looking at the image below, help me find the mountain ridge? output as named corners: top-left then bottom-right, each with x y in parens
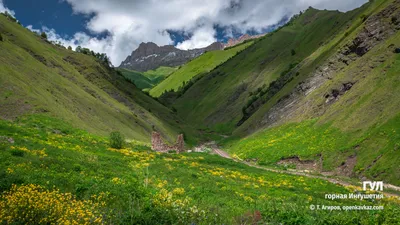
top-left (0, 13), bottom-right (187, 143)
top-left (119, 41), bottom-right (224, 72)
top-left (224, 33), bottom-right (266, 48)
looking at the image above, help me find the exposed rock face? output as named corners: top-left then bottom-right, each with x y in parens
top-left (151, 132), bottom-right (184, 153)
top-left (120, 42), bottom-right (223, 72)
top-left (277, 156), bottom-right (321, 172)
top-left (224, 33), bottom-right (265, 48)
top-left (255, 0), bottom-right (400, 130)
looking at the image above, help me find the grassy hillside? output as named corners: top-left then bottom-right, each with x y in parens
top-left (0, 13), bottom-right (182, 143)
top-left (225, 0), bottom-right (400, 185)
top-left (1, 1), bottom-right (400, 224)
top-left (164, 0), bottom-right (400, 184)
top-left (0, 115), bottom-right (398, 224)
top-left (150, 42), bottom-right (253, 97)
top-left (172, 6), bottom-right (365, 133)
top-left (117, 66), bottom-right (177, 90)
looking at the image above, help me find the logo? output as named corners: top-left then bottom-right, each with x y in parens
top-left (362, 181), bottom-right (383, 191)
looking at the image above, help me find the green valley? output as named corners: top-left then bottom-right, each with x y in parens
top-left (118, 66), bottom-right (177, 90)
top-left (1, 0), bottom-right (400, 224)
top-left (162, 0), bottom-right (400, 185)
top-left (0, 116), bottom-right (399, 224)
top-left (150, 42), bottom-right (253, 97)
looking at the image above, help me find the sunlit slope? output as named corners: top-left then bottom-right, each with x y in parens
top-left (214, 0), bottom-right (400, 185)
top-left (0, 115), bottom-right (398, 224)
top-left (0, 14), bottom-right (181, 143)
top-left (172, 6), bottom-right (365, 133)
top-left (117, 66), bottom-right (177, 90)
top-left (150, 42), bottom-right (253, 97)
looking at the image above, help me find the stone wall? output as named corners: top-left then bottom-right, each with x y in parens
top-left (151, 132), bottom-right (184, 153)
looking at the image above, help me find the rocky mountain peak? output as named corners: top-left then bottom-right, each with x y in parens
top-left (119, 42), bottom-right (224, 72)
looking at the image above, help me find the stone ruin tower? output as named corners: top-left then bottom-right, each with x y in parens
top-left (151, 132), bottom-right (184, 153)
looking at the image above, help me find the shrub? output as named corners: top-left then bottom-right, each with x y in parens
top-left (3, 11), bottom-right (17, 23)
top-left (40, 32), bottom-right (47, 39)
top-left (291, 49), bottom-right (296, 56)
top-left (10, 149), bottom-right (25, 157)
top-left (109, 131), bottom-right (125, 149)
top-left (392, 16), bottom-right (398, 24)
top-left (67, 46), bottom-right (72, 51)
top-left (360, 14), bottom-right (368, 22)
top-left (0, 34), bottom-right (3, 42)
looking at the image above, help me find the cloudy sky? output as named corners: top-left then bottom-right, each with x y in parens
top-left (1, 0), bottom-right (367, 65)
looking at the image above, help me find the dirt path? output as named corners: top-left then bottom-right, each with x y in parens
top-left (207, 143), bottom-right (400, 197)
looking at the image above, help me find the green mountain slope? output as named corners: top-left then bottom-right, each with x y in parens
top-left (172, 6), bottom-right (365, 133)
top-left (150, 42), bottom-right (253, 97)
top-left (227, 0), bottom-right (400, 184)
top-left (118, 66), bottom-right (177, 90)
top-left (168, 0), bottom-right (400, 184)
top-left (0, 2), bottom-right (400, 224)
top-left (0, 13), bottom-right (181, 143)
top-left (117, 68), bottom-right (154, 90)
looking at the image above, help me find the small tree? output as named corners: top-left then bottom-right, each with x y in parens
top-left (67, 46), bottom-right (72, 51)
top-left (0, 34), bottom-right (3, 42)
top-left (41, 32), bottom-right (47, 39)
top-left (81, 48), bottom-right (90, 55)
top-left (291, 49), bottom-right (296, 56)
top-left (109, 131), bottom-right (125, 149)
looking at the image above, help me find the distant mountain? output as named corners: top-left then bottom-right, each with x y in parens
top-left (224, 34), bottom-right (266, 48)
top-left (119, 42), bottom-right (224, 72)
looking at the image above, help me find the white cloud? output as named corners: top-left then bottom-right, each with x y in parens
top-left (176, 25), bottom-right (217, 50)
top-left (0, 0), bottom-right (15, 16)
top-left (24, 0), bottom-right (368, 65)
top-left (26, 25), bottom-right (41, 33)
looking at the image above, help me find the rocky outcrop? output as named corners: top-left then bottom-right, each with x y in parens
top-left (151, 132), bottom-right (184, 153)
top-left (120, 42), bottom-right (223, 72)
top-left (224, 34), bottom-right (265, 48)
top-left (256, 0), bottom-right (400, 129)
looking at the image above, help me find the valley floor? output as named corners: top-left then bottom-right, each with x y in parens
top-left (0, 115), bottom-right (399, 224)
top-left (201, 142), bottom-right (400, 197)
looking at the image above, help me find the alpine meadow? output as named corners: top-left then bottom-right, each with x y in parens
top-left (1, 0), bottom-right (400, 224)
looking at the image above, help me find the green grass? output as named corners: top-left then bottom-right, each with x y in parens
top-left (225, 119), bottom-right (352, 165)
top-left (150, 42), bottom-right (253, 97)
top-left (0, 115), bottom-right (399, 224)
top-left (224, 0), bottom-right (400, 184)
top-left (235, 0), bottom-right (393, 136)
top-left (1, 2), bottom-right (400, 223)
top-left (117, 66), bottom-right (177, 90)
top-left (224, 113), bottom-right (400, 185)
top-left (144, 66), bottom-right (177, 82)
top-left (172, 6), bottom-right (366, 133)
top-left (0, 13), bottom-right (182, 143)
